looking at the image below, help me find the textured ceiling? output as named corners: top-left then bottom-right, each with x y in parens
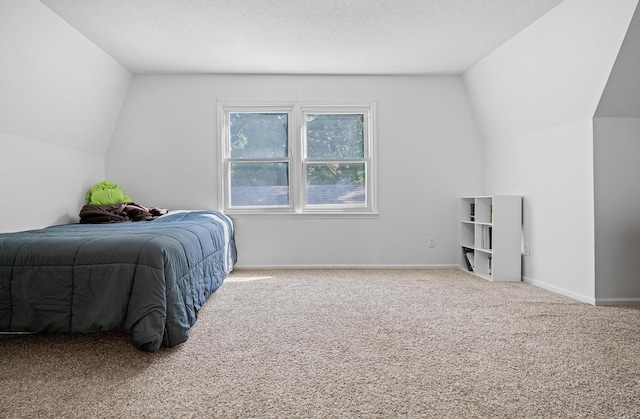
top-left (39, 0), bottom-right (565, 75)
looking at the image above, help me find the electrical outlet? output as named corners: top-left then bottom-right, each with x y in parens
top-left (428, 237), bottom-right (436, 248)
top-left (524, 244), bottom-right (530, 256)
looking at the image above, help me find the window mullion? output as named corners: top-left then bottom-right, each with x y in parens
top-left (291, 105), bottom-right (303, 212)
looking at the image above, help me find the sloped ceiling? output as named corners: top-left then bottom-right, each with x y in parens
top-left (596, 2), bottom-right (640, 117)
top-left (39, 0), bottom-right (564, 75)
top-left (0, 0), bottom-right (132, 155)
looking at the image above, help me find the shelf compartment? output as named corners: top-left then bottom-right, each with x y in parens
top-left (474, 224), bottom-right (493, 251)
top-left (460, 222), bottom-right (474, 248)
top-left (474, 197), bottom-right (493, 224)
top-left (460, 247), bottom-right (475, 272)
top-left (474, 251), bottom-right (492, 278)
top-left (461, 197), bottom-right (475, 222)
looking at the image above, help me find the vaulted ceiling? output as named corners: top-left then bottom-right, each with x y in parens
top-left (39, 0), bottom-right (564, 75)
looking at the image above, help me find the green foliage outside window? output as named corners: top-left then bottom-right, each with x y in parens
top-left (306, 113), bottom-right (365, 186)
top-left (229, 112), bottom-right (365, 187)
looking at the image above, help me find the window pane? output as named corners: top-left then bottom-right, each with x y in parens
top-left (230, 113), bottom-right (288, 158)
top-left (230, 162), bottom-right (289, 206)
top-left (306, 163), bottom-right (365, 205)
top-left (306, 114), bottom-right (364, 159)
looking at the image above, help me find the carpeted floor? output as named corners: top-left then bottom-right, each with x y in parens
top-left (1, 269), bottom-right (639, 418)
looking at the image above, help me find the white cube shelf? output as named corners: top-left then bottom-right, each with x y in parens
top-left (460, 196), bottom-right (522, 282)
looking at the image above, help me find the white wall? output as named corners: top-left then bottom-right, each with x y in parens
top-left (107, 74), bottom-right (484, 268)
top-left (0, 0), bottom-right (131, 232)
top-left (595, 2), bottom-right (640, 119)
top-left (593, 118), bottom-right (640, 304)
top-left (593, 4), bottom-right (640, 304)
top-left (463, 0), bottom-right (638, 303)
top-left (0, 132), bottom-right (104, 232)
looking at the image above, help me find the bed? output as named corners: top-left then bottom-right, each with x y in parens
top-left (0, 210), bottom-right (236, 352)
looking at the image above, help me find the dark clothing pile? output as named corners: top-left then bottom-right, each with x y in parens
top-left (79, 203), bottom-right (169, 224)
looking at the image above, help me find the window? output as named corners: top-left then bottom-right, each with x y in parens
top-left (219, 103), bottom-right (376, 214)
top-left (228, 111), bottom-right (290, 207)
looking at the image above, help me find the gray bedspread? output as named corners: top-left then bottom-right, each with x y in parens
top-left (0, 210), bottom-right (236, 352)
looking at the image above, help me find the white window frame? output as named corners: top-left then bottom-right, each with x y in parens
top-left (218, 101), bottom-right (377, 216)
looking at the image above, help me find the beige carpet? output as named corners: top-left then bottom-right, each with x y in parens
top-left (1, 269), bottom-right (639, 418)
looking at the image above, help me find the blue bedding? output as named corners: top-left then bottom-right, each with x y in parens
top-left (0, 210), bottom-right (236, 352)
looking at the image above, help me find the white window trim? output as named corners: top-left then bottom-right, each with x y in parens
top-left (217, 101), bottom-right (378, 216)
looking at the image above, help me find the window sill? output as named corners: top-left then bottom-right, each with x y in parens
top-left (222, 211), bottom-right (381, 219)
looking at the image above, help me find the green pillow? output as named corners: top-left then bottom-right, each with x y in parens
top-left (86, 181), bottom-right (132, 206)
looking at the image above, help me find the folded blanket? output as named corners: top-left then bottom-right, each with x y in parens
top-left (79, 203), bottom-right (168, 224)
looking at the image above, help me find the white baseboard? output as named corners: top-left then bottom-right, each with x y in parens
top-left (233, 264), bottom-right (460, 270)
top-left (524, 276), bottom-right (640, 306)
top-left (593, 297), bottom-right (640, 306)
top-left (523, 276), bottom-right (596, 305)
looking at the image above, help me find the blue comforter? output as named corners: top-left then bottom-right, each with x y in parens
top-left (0, 210), bottom-right (236, 352)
